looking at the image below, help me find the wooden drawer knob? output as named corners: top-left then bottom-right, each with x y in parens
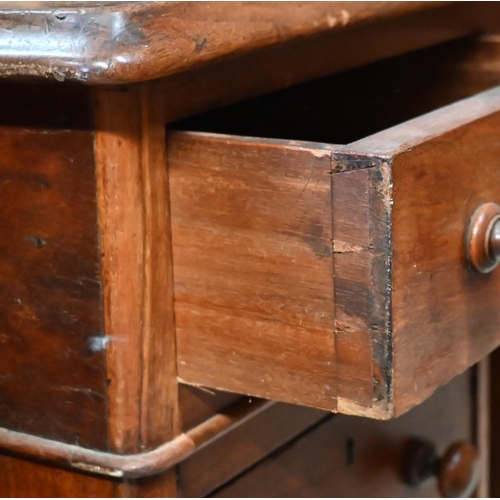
top-left (467, 202), bottom-right (500, 273)
top-left (401, 438), bottom-right (480, 498)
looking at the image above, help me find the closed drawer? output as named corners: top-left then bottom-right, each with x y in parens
top-left (168, 36), bottom-right (500, 418)
top-left (212, 370), bottom-right (479, 498)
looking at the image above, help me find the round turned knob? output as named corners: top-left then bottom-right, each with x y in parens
top-left (466, 202), bottom-right (500, 273)
top-left (401, 438), bottom-right (480, 498)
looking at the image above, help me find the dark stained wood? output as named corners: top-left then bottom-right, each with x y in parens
top-left (402, 438), bottom-right (481, 497)
top-left (0, 2), bottom-right (451, 84)
top-left (179, 401), bottom-right (327, 498)
top-left (332, 167), bottom-right (389, 418)
top-left (470, 359), bottom-right (490, 498)
top-left (93, 81), bottom-right (179, 458)
top-left (466, 202), bottom-right (500, 273)
top-left (212, 371), bottom-right (473, 498)
top-left (489, 348), bottom-right (500, 497)
top-left (0, 127), bottom-right (108, 449)
top-left (0, 423), bottom-right (193, 481)
top-left (0, 399), bottom-right (290, 482)
top-left (438, 442), bottom-right (480, 498)
top-left (168, 132), bottom-right (337, 410)
top-left (0, 454), bottom-right (117, 498)
top-left (1, 5), bottom-right (500, 497)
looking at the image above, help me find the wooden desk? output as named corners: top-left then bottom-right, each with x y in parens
top-left (0, 2), bottom-right (499, 496)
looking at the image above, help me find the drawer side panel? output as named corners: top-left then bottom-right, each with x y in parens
top-left (169, 133), bottom-right (337, 410)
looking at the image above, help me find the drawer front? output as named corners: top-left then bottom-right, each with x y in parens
top-left (339, 87), bottom-right (500, 416)
top-left (212, 370), bottom-right (477, 498)
top-left (169, 85), bottom-right (500, 418)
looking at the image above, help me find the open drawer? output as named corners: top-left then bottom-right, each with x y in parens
top-left (167, 36), bottom-right (500, 419)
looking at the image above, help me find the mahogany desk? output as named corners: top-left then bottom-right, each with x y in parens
top-left (1, 2), bottom-right (500, 497)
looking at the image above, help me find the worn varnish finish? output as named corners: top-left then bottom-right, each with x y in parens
top-left (346, 86), bottom-right (500, 415)
top-left (213, 371), bottom-right (474, 498)
top-left (93, 81), bottom-right (179, 455)
top-left (332, 166), bottom-right (391, 418)
top-left (0, 3), bottom-right (499, 497)
top-left (0, 397), bottom-right (325, 496)
top-left (169, 80), bottom-right (500, 418)
top-left (0, 2), bottom-right (448, 84)
top-left (0, 398), bottom-right (296, 482)
top-left (0, 127), bottom-right (108, 449)
top-left (169, 133), bottom-right (336, 410)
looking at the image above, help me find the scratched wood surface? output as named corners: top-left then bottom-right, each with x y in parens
top-left (0, 2), bottom-right (448, 84)
top-left (389, 109), bottom-right (500, 411)
top-left (93, 80), bottom-right (180, 457)
top-left (168, 132), bottom-right (337, 410)
top-left (331, 166), bottom-right (390, 418)
top-left (344, 86), bottom-right (500, 416)
top-left (0, 125), bottom-right (108, 449)
top-left (170, 38), bottom-right (500, 418)
top-left (2, 12), bottom-right (500, 499)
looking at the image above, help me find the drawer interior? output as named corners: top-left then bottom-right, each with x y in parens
top-left (172, 35), bottom-right (500, 144)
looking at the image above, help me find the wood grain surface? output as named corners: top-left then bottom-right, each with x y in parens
top-left (93, 81), bottom-right (179, 456)
top-left (0, 2), bottom-right (448, 84)
top-left (0, 126), bottom-right (108, 449)
top-left (1, 10), bottom-right (500, 498)
top-left (332, 165), bottom-right (391, 418)
top-left (169, 40), bottom-right (500, 418)
top-left (346, 86), bottom-right (500, 416)
top-left (169, 132), bottom-right (337, 410)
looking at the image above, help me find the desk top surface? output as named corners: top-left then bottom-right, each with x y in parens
top-left (0, 1), bottom-right (442, 84)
